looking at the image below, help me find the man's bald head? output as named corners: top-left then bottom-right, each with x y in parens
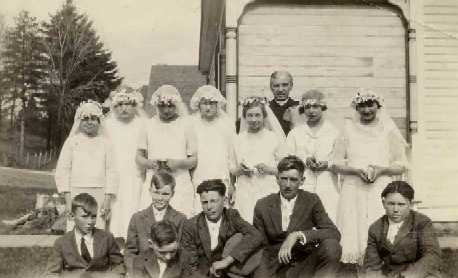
top-left (270, 71), bottom-right (293, 102)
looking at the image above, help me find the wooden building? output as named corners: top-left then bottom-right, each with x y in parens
top-left (199, 0), bottom-right (458, 221)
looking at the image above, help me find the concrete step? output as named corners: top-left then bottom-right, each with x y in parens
top-left (0, 234), bottom-right (456, 249)
top-left (0, 235), bottom-right (59, 247)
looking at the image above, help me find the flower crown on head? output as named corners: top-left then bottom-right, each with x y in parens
top-left (302, 98), bottom-right (326, 106)
top-left (190, 85), bottom-right (226, 111)
top-left (241, 96), bottom-right (268, 107)
top-left (75, 99), bottom-right (103, 120)
top-left (351, 88), bottom-right (382, 108)
top-left (151, 94), bottom-right (181, 106)
top-left (112, 91), bottom-right (136, 106)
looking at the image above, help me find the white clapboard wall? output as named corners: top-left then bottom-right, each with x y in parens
top-left (414, 0), bottom-right (458, 220)
top-left (238, 4), bottom-right (407, 135)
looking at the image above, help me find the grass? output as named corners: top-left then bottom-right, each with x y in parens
top-left (0, 167), bottom-right (55, 190)
top-left (0, 247), bottom-right (52, 278)
top-left (0, 248), bottom-right (455, 278)
top-left (0, 185), bottom-right (56, 234)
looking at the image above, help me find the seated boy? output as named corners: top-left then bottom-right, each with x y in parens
top-left (181, 179), bottom-right (263, 278)
top-left (131, 220), bottom-right (183, 278)
top-left (125, 170), bottom-right (186, 274)
top-left (44, 193), bottom-right (124, 277)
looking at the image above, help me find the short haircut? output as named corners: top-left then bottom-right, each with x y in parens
top-left (270, 70), bottom-right (293, 86)
top-left (242, 101), bottom-right (268, 118)
top-left (277, 155), bottom-right (305, 176)
top-left (381, 180), bottom-right (415, 202)
top-left (196, 179), bottom-right (226, 196)
top-left (150, 220), bottom-right (178, 247)
top-left (151, 170), bottom-right (176, 190)
top-left (71, 193), bottom-right (98, 213)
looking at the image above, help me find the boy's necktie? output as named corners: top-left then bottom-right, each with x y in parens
top-left (81, 237), bottom-right (92, 263)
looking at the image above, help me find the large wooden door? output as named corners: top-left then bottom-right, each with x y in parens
top-left (238, 3), bottom-right (408, 136)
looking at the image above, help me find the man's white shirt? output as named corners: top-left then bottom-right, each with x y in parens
top-left (387, 219), bottom-right (404, 244)
top-left (206, 217), bottom-right (222, 250)
top-left (280, 194), bottom-right (307, 245)
top-left (157, 258), bottom-right (167, 278)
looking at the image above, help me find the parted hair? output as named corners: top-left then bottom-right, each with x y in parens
top-left (277, 155), bottom-right (306, 176)
top-left (151, 170), bottom-right (176, 190)
top-left (196, 179), bottom-right (226, 196)
top-left (71, 193), bottom-right (98, 213)
top-left (150, 220), bottom-right (178, 247)
top-left (382, 180), bottom-right (414, 201)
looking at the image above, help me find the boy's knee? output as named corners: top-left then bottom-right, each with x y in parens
top-left (318, 239), bottom-right (342, 262)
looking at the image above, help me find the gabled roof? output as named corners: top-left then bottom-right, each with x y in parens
top-left (147, 65), bottom-right (206, 110)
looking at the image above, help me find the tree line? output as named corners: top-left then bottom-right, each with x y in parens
top-left (0, 0), bottom-right (122, 159)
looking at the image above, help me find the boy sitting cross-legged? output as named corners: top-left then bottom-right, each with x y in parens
top-left (44, 193), bottom-right (124, 277)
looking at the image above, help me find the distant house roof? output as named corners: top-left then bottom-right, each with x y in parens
top-left (147, 65), bottom-right (206, 113)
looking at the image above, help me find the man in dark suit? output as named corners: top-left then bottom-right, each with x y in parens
top-left (131, 221), bottom-right (183, 278)
top-left (45, 193), bottom-right (124, 277)
top-left (268, 71), bottom-right (299, 135)
top-left (125, 171), bottom-right (186, 274)
top-left (253, 155), bottom-right (341, 278)
top-left (181, 179), bottom-right (263, 278)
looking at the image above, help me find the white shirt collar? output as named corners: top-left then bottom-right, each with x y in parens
top-left (74, 228), bottom-right (94, 258)
top-left (274, 99), bottom-right (288, 106)
top-left (152, 206), bottom-right (167, 221)
top-left (387, 218), bottom-right (404, 244)
top-left (280, 193), bottom-right (297, 208)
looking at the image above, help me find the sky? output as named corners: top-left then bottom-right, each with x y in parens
top-left (0, 0), bottom-right (201, 87)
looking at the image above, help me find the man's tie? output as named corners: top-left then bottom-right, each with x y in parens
top-left (81, 237), bottom-right (92, 263)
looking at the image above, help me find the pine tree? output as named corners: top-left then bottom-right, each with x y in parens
top-left (41, 0), bottom-right (122, 148)
top-left (0, 10), bottom-right (46, 158)
top-left (0, 14), bottom-right (7, 128)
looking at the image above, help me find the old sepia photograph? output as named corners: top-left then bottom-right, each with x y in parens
top-left (0, 0), bottom-right (456, 277)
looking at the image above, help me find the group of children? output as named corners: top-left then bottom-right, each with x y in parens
top-left (45, 170), bottom-right (183, 278)
top-left (44, 156), bottom-right (443, 278)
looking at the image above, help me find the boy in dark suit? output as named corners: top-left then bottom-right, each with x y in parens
top-left (125, 170), bottom-right (186, 274)
top-left (44, 193), bottom-right (124, 277)
top-left (181, 179), bottom-right (263, 278)
top-left (363, 181), bottom-right (442, 278)
top-left (131, 221), bottom-right (183, 278)
top-left (253, 155), bottom-right (341, 278)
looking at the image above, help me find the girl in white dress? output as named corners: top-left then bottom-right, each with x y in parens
top-left (136, 85), bottom-right (197, 217)
top-left (331, 89), bottom-right (408, 264)
top-left (231, 96), bottom-right (285, 223)
top-left (104, 89), bottom-right (146, 238)
top-left (189, 85), bottom-right (235, 189)
top-left (55, 100), bottom-right (118, 231)
top-left (283, 90), bottom-right (341, 223)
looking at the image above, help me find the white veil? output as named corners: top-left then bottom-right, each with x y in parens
top-left (68, 100), bottom-right (104, 137)
top-left (190, 85), bottom-right (233, 130)
top-left (239, 96), bottom-right (286, 141)
top-left (150, 84), bottom-right (189, 118)
top-left (350, 88), bottom-right (408, 148)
